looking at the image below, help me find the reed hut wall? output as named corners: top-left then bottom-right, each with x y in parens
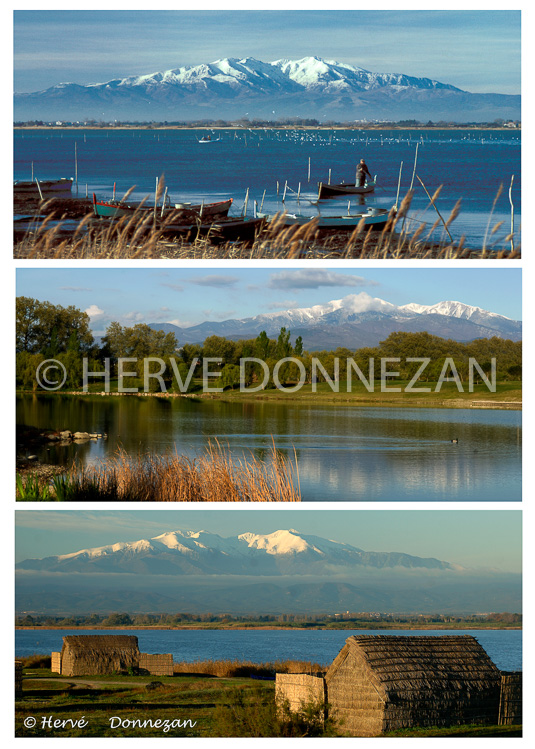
top-left (325, 635), bottom-right (502, 736)
top-left (275, 673), bottom-right (326, 715)
top-left (139, 652), bottom-right (174, 676)
top-left (60, 635), bottom-right (141, 676)
top-left (51, 651), bottom-right (62, 674)
top-left (498, 672), bottom-right (522, 725)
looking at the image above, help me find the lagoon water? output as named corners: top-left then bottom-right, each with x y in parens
top-left (15, 628), bottom-right (522, 673)
top-left (17, 395), bottom-right (521, 501)
top-left (14, 128), bottom-right (520, 249)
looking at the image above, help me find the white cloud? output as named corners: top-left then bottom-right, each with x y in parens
top-left (85, 304), bottom-right (104, 318)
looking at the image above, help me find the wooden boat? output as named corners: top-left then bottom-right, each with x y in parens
top-left (92, 195), bottom-right (233, 220)
top-left (318, 178), bottom-right (376, 199)
top-left (14, 177), bottom-right (74, 195)
top-left (161, 215), bottom-right (266, 244)
top-left (258, 207), bottom-right (391, 231)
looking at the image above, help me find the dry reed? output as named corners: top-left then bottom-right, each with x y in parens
top-left (14, 188), bottom-right (520, 260)
top-left (47, 440), bottom-right (301, 502)
top-left (173, 659), bottom-right (324, 678)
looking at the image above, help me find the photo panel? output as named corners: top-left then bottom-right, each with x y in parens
top-left (15, 508), bottom-right (522, 738)
top-left (16, 266), bottom-right (521, 503)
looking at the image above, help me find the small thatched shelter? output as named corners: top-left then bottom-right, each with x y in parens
top-left (58, 635), bottom-right (141, 676)
top-left (324, 635), bottom-right (502, 736)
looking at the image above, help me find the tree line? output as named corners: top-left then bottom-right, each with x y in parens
top-left (16, 297), bottom-right (522, 391)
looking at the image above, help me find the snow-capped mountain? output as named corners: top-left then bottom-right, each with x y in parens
top-left (16, 528), bottom-right (454, 576)
top-left (14, 56), bottom-right (520, 122)
top-left (149, 292), bottom-right (521, 350)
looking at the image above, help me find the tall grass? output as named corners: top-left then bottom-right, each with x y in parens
top-left (17, 441), bottom-right (301, 502)
top-left (14, 188), bottom-right (520, 259)
top-left (173, 659), bottom-right (324, 678)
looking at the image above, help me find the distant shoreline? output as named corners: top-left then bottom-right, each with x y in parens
top-left (13, 125), bottom-right (520, 132)
top-left (16, 624), bottom-right (522, 631)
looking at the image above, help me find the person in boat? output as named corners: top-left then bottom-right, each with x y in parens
top-left (356, 159), bottom-right (372, 187)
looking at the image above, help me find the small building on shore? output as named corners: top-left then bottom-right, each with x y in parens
top-left (276, 635), bottom-right (521, 736)
top-left (51, 634), bottom-right (173, 677)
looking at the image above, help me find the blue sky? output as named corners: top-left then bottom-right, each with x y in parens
top-left (16, 267), bottom-right (521, 336)
top-left (13, 9), bottom-right (521, 94)
top-left (15, 509), bottom-right (521, 572)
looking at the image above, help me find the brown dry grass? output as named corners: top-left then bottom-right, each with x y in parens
top-left (13, 188), bottom-right (520, 260)
top-left (42, 441), bottom-right (301, 502)
top-left (173, 659), bottom-right (324, 678)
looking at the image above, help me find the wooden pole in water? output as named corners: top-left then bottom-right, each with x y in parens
top-left (260, 189), bottom-right (266, 211)
top-left (395, 162), bottom-right (403, 210)
top-left (113, 182), bottom-right (116, 201)
top-left (243, 188), bottom-right (249, 216)
top-left (74, 142), bottom-right (78, 194)
top-left (161, 187), bottom-right (168, 217)
top-left (31, 162), bottom-right (34, 181)
top-left (409, 143), bottom-right (419, 193)
top-left (509, 174), bottom-right (515, 252)
top-left (282, 180), bottom-right (287, 202)
top-left (297, 182), bottom-right (301, 201)
top-left (308, 156), bottom-right (311, 182)
top-left (276, 181), bottom-right (279, 197)
top-left (35, 178), bottom-right (43, 201)
top-left (328, 168), bottom-right (331, 185)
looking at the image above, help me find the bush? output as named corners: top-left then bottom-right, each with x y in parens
top-left (212, 686), bottom-right (337, 737)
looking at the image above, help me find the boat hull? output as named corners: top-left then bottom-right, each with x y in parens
top-left (318, 181), bottom-right (376, 199)
top-left (92, 197), bottom-right (233, 220)
top-left (14, 178), bottom-right (74, 195)
top-left (259, 209), bottom-right (391, 231)
top-left (162, 216), bottom-right (265, 244)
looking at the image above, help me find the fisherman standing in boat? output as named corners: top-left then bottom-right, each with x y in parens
top-left (356, 159), bottom-right (372, 187)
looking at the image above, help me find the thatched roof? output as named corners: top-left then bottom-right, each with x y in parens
top-left (62, 634), bottom-right (140, 656)
top-left (326, 635), bottom-right (501, 699)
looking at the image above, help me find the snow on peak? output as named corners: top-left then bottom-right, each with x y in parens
top-left (400, 300), bottom-right (512, 322)
top-left (238, 529), bottom-right (312, 555)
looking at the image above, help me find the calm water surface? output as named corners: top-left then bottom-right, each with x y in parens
top-left (17, 395), bottom-right (521, 501)
top-left (14, 128), bottom-right (520, 249)
top-left (15, 628), bottom-right (522, 672)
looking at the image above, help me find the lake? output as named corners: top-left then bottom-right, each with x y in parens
top-left (17, 395), bottom-right (521, 501)
top-left (15, 628), bottom-right (522, 673)
top-left (14, 128), bottom-right (520, 249)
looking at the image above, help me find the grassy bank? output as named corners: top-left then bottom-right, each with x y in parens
top-left (18, 379), bottom-right (522, 408)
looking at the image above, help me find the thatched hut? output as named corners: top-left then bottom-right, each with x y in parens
top-left (324, 635), bottom-right (502, 736)
top-left (58, 635), bottom-right (141, 676)
top-left (498, 672), bottom-right (522, 725)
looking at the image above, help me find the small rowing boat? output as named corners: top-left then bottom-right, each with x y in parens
top-left (318, 178), bottom-right (376, 199)
top-left (92, 195), bottom-right (233, 220)
top-left (14, 178), bottom-right (74, 195)
top-left (258, 207), bottom-right (392, 231)
top-left (161, 216), bottom-right (266, 244)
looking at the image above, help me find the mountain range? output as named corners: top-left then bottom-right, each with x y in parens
top-left (16, 528), bottom-right (522, 615)
top-left (16, 528), bottom-right (455, 576)
top-left (14, 56), bottom-right (520, 123)
top-left (147, 293), bottom-right (522, 350)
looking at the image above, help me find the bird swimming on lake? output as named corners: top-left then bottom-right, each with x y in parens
top-left (450, 438), bottom-right (458, 443)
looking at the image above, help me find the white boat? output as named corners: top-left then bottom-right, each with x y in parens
top-left (258, 206), bottom-right (393, 230)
